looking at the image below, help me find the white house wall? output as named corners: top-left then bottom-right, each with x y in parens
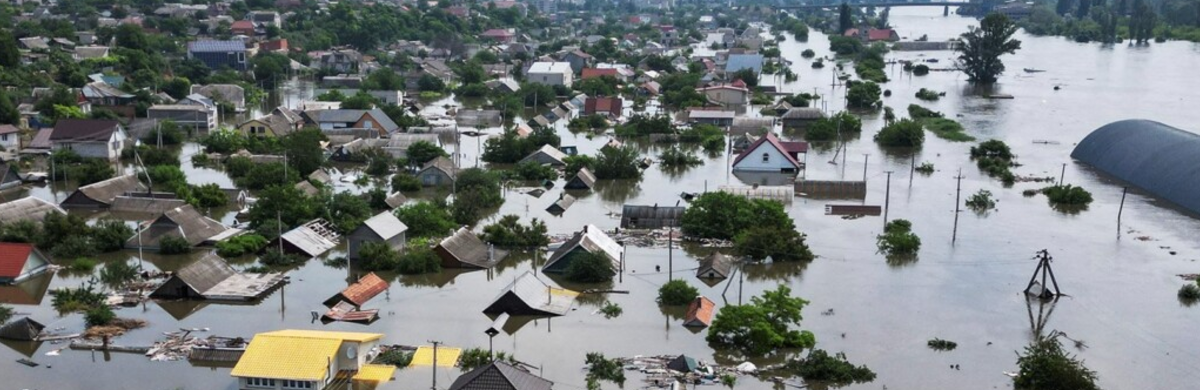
top-left (733, 142), bottom-right (794, 172)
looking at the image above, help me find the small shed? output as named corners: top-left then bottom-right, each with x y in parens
top-left (666, 355), bottom-right (699, 373)
top-left (0, 243), bottom-right (51, 285)
top-left (483, 271), bottom-right (578, 316)
top-left (150, 253), bottom-right (287, 301)
top-left (683, 296), bottom-right (716, 328)
top-left (60, 174), bottom-right (147, 208)
top-left (449, 361), bottom-right (554, 390)
top-left (268, 219), bottom-right (340, 258)
top-left (346, 211), bottom-right (408, 260)
top-left (542, 225), bottom-right (623, 274)
top-left (0, 317), bottom-right (45, 341)
top-left (384, 192), bottom-right (408, 209)
top-left (435, 227), bottom-right (508, 269)
top-left (519, 144), bottom-right (568, 167)
top-left (620, 205), bottom-right (685, 229)
top-left (126, 205), bottom-right (229, 250)
top-left (696, 252), bottom-right (734, 280)
top-left (323, 272), bottom-right (389, 309)
top-left (294, 180), bottom-right (321, 197)
top-left (564, 168), bottom-right (596, 190)
top-left (546, 193), bottom-right (575, 216)
top-left (418, 156), bottom-right (458, 187)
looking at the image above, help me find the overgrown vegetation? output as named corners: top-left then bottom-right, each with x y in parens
top-left (565, 252), bottom-right (616, 283)
top-left (216, 234), bottom-right (269, 258)
top-left (970, 140), bottom-right (1017, 184)
top-left (658, 280), bottom-right (700, 306)
top-left (51, 284), bottom-right (105, 314)
top-left (915, 162), bottom-right (935, 174)
top-left (659, 147), bottom-right (702, 168)
top-left (158, 236), bottom-right (191, 255)
top-left (1179, 283), bottom-right (1200, 302)
top-left (600, 301), bottom-right (623, 319)
top-left (480, 215), bottom-right (550, 249)
top-left (877, 220), bottom-right (921, 257)
top-left (1013, 334), bottom-right (1100, 390)
top-left (1042, 185), bottom-right (1093, 206)
top-left (965, 190), bottom-right (997, 212)
top-left (459, 347), bottom-right (517, 371)
top-left (585, 352), bottom-right (626, 386)
top-left (803, 111), bottom-right (862, 141)
top-left (376, 349), bottom-right (414, 367)
top-left (927, 338), bottom-right (958, 351)
top-left (915, 88), bottom-right (942, 101)
top-left (681, 192), bottom-right (793, 241)
top-left (735, 226), bottom-right (814, 262)
top-left (908, 104), bottom-right (974, 141)
top-left (707, 285), bottom-right (816, 356)
top-left (846, 81), bottom-right (882, 109)
top-left (787, 349), bottom-right (877, 386)
top-left (874, 119), bottom-right (925, 147)
top-left (395, 202), bottom-right (456, 238)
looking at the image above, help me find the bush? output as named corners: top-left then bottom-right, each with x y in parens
top-left (459, 348), bottom-right (517, 372)
top-left (55, 237), bottom-right (98, 260)
top-left (915, 88), bottom-right (941, 101)
top-left (396, 245), bottom-right (441, 275)
top-left (216, 234), bottom-right (268, 257)
top-left (376, 349), bottom-right (414, 367)
top-left (504, 161), bottom-right (558, 182)
top-left (0, 305), bottom-right (12, 324)
top-left (658, 280), bottom-right (700, 305)
top-left (1013, 335), bottom-right (1100, 390)
top-left (965, 189), bottom-right (996, 211)
top-left (84, 305), bottom-right (116, 327)
top-left (585, 352), bottom-right (626, 385)
top-left (970, 140), bottom-right (1015, 160)
top-left (159, 236), bottom-right (191, 254)
top-left (659, 147), bottom-right (701, 168)
top-left (907, 104), bottom-right (943, 119)
top-left (600, 301), bottom-right (623, 318)
top-left (480, 215), bottom-right (550, 248)
top-left (923, 118), bottom-right (975, 142)
top-left (68, 257), bottom-right (97, 272)
top-left (406, 140), bottom-right (447, 166)
top-left (391, 173), bottom-right (422, 192)
top-left (1179, 284), bottom-right (1200, 301)
top-left (564, 252), bottom-right (616, 283)
top-left (927, 338), bottom-right (958, 351)
top-left (707, 285), bottom-right (816, 356)
top-left (801, 49), bottom-right (816, 58)
top-left (260, 248), bottom-right (305, 267)
top-left (358, 241), bottom-right (401, 271)
top-left (912, 64), bottom-right (930, 75)
top-left (788, 349), bottom-right (876, 385)
top-left (593, 145), bottom-right (642, 180)
top-left (803, 111), bottom-right (862, 141)
top-left (846, 81), bottom-right (881, 109)
top-left (395, 202), bottom-right (456, 238)
top-left (1042, 185), bottom-right (1093, 205)
top-left (915, 162), bottom-right (935, 174)
top-left (874, 119), bottom-right (925, 147)
top-left (681, 192), bottom-right (794, 240)
top-left (51, 284), bottom-right (105, 314)
top-left (734, 226), bottom-right (814, 262)
top-left (92, 218), bottom-right (134, 253)
top-left (877, 219), bottom-right (921, 256)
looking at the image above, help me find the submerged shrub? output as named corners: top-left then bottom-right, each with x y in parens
top-left (658, 280), bottom-right (700, 305)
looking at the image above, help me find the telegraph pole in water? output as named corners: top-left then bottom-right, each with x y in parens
top-left (883, 171), bottom-right (893, 227)
top-left (429, 340), bottom-right (441, 390)
top-left (953, 169), bottom-right (964, 242)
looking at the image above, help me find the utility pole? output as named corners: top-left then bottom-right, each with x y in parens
top-left (883, 171), bottom-right (893, 227)
top-left (1059, 163), bottom-right (1066, 186)
top-left (909, 154), bottom-right (915, 186)
top-left (429, 340), bottom-right (441, 390)
top-left (1024, 249), bottom-right (1062, 299)
top-left (1117, 187), bottom-right (1128, 236)
top-left (861, 153), bottom-right (869, 183)
top-left (952, 169), bottom-right (964, 242)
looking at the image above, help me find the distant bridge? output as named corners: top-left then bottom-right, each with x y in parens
top-left (773, 1), bottom-right (971, 9)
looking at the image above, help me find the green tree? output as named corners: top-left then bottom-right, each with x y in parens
top-left (957, 13), bottom-right (1022, 84)
top-left (364, 67), bottom-right (405, 90)
top-left (480, 215), bottom-right (550, 248)
top-left (0, 29), bottom-right (18, 68)
top-left (246, 185), bottom-right (324, 231)
top-left (281, 128), bottom-right (327, 175)
top-left (358, 241), bottom-right (401, 271)
top-left (252, 52), bottom-right (292, 88)
top-left (394, 202), bottom-right (456, 238)
top-left (564, 252), bottom-right (616, 283)
top-left (1013, 334), bottom-right (1100, 390)
top-left (846, 81), bottom-right (881, 109)
top-left (681, 192), bottom-right (793, 240)
top-left (593, 145), bottom-right (642, 179)
top-left (406, 140), bottom-right (447, 166)
top-left (734, 226), bottom-right (814, 262)
top-left (706, 285), bottom-right (817, 356)
top-left (325, 191), bottom-right (373, 233)
top-left (657, 279), bottom-right (699, 305)
top-left (0, 88), bottom-right (19, 125)
top-left (874, 118), bottom-right (925, 147)
top-left (839, 2), bottom-right (853, 33)
top-left (876, 219), bottom-right (921, 256)
top-left (803, 111), bottom-right (862, 141)
top-left (1129, 0), bottom-right (1157, 43)
top-left (731, 68), bottom-right (759, 87)
top-left (417, 74), bottom-right (446, 92)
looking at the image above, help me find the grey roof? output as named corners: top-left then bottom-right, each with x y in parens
top-left (0, 317), bottom-right (45, 341)
top-left (294, 180), bottom-right (321, 196)
top-left (277, 219), bottom-right (340, 257)
top-left (50, 119), bottom-right (122, 142)
top-left (422, 156), bottom-right (458, 180)
top-left (387, 133), bottom-right (441, 149)
top-left (82, 81), bottom-right (131, 99)
top-left (455, 110), bottom-right (504, 127)
top-left (696, 252), bottom-right (734, 279)
top-left (781, 107), bottom-right (825, 120)
top-left (308, 169), bottom-right (333, 185)
top-left (620, 205), bottom-right (685, 229)
top-left (688, 110), bottom-right (735, 120)
top-left (110, 196), bottom-right (187, 214)
top-left (0, 197), bottom-right (65, 224)
top-left (74, 46), bottom-right (110, 59)
top-left (484, 271), bottom-right (575, 316)
top-left (165, 252), bottom-right (237, 295)
top-left (565, 168), bottom-right (596, 190)
top-left (1071, 119), bottom-right (1200, 215)
top-left (153, 252), bottom-right (286, 301)
top-left (547, 194), bottom-right (575, 215)
top-left (188, 40), bottom-right (245, 53)
top-left (358, 211), bottom-right (408, 240)
top-left (72, 174), bottom-right (147, 206)
top-left (306, 109), bottom-right (399, 132)
top-left (438, 227), bottom-right (506, 268)
top-left (449, 362), bottom-right (553, 390)
top-left (130, 204), bottom-right (229, 247)
top-left (191, 84), bottom-right (245, 105)
top-left (725, 54), bottom-right (764, 74)
top-left (518, 145), bottom-right (568, 166)
top-left (543, 225), bottom-right (623, 271)
top-left (385, 192), bottom-right (407, 209)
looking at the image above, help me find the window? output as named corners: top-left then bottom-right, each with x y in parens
top-left (1, 134), bottom-right (7, 141)
top-left (364, 120), bottom-right (373, 128)
top-left (283, 380), bottom-right (312, 389)
top-left (247, 378), bottom-right (276, 388)
top-left (761, 153), bottom-right (770, 163)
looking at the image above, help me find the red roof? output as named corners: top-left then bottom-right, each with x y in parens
top-left (731, 79), bottom-right (747, 89)
top-left (231, 20), bottom-right (255, 30)
top-left (843, 28), bottom-right (860, 37)
top-left (732, 132), bottom-right (802, 168)
top-left (585, 97), bottom-right (623, 116)
top-left (481, 29), bottom-right (514, 39)
top-left (781, 141), bottom-right (809, 154)
top-left (581, 68), bottom-right (618, 79)
top-left (327, 272), bottom-right (389, 307)
top-left (0, 243), bottom-right (36, 279)
top-left (868, 29), bottom-right (897, 41)
top-left (261, 39), bottom-right (288, 52)
top-left (684, 296), bottom-right (715, 327)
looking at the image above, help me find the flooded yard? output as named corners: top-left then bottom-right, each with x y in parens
top-left (3, 7), bottom-right (1200, 390)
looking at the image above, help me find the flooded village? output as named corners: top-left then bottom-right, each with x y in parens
top-left (0, 0), bottom-right (1199, 390)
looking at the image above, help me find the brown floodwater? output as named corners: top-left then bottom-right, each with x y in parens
top-left (3, 7), bottom-right (1200, 390)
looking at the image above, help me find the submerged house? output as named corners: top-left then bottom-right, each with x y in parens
top-left (1071, 120), bottom-right (1200, 215)
top-left (418, 156), bottom-right (458, 187)
top-left (0, 243), bottom-right (52, 284)
top-left (619, 205), bottom-right (685, 229)
top-left (323, 272), bottom-right (389, 309)
top-left (564, 168), bottom-right (596, 190)
top-left (60, 174), bottom-right (147, 209)
top-left (483, 271), bottom-right (578, 316)
top-left (546, 193), bottom-right (575, 216)
top-left (150, 253), bottom-right (286, 301)
top-left (230, 330), bottom-right (395, 390)
top-left (518, 144), bottom-right (568, 167)
top-left (449, 361), bottom-right (553, 390)
top-left (0, 196), bottom-right (65, 224)
top-left (695, 252), bottom-right (734, 280)
top-left (435, 227), bottom-right (507, 269)
top-left (125, 205), bottom-right (230, 250)
top-left (542, 225), bottom-right (623, 274)
top-left (732, 132), bottom-right (805, 173)
top-left (682, 296), bottom-right (716, 328)
top-left (49, 119), bottom-right (127, 160)
top-left (268, 219), bottom-right (340, 258)
top-left (0, 317), bottom-right (45, 341)
top-left (346, 211), bottom-right (407, 261)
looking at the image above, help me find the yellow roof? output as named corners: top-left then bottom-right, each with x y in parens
top-left (353, 364), bottom-right (397, 382)
top-left (410, 346), bottom-right (462, 367)
top-left (230, 330), bottom-right (385, 381)
top-left (260, 329), bottom-right (384, 342)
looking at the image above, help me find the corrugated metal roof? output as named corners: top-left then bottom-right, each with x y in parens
top-left (438, 227), bottom-right (506, 268)
top-left (328, 272), bottom-right (389, 308)
top-left (544, 225), bottom-right (623, 270)
top-left (411, 345), bottom-right (462, 367)
top-left (1071, 119), bottom-right (1200, 215)
top-left (278, 219), bottom-right (339, 257)
top-left (163, 252), bottom-right (237, 294)
top-left (696, 252), bottom-right (733, 279)
top-left (72, 174), bottom-right (146, 206)
top-left (188, 40), bottom-right (246, 53)
top-left (353, 364), bottom-right (396, 382)
top-left (360, 211), bottom-right (407, 240)
top-left (484, 271), bottom-right (577, 316)
top-left (449, 362), bottom-right (553, 390)
top-left (519, 144), bottom-right (568, 165)
top-left (565, 168), bottom-right (596, 190)
top-left (0, 243), bottom-right (36, 279)
top-left (230, 333), bottom-right (342, 381)
top-left (0, 196), bottom-right (65, 224)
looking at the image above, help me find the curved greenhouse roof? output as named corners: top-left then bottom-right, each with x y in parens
top-left (1071, 119), bottom-right (1200, 215)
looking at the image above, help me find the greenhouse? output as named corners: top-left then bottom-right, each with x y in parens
top-left (1071, 119), bottom-right (1200, 215)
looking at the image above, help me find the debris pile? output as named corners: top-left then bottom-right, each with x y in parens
top-left (616, 355), bottom-right (748, 388)
top-left (147, 330), bottom-right (246, 362)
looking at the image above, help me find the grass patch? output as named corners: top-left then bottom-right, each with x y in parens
top-left (600, 301), bottom-right (623, 318)
top-left (927, 338), bottom-right (958, 351)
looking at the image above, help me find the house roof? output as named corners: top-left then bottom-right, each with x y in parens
top-left (0, 196), bottom-right (65, 224)
top-left (781, 107), bottom-right (824, 120)
top-left (138, 204), bottom-right (229, 246)
top-left (696, 252), bottom-right (733, 279)
top-left (385, 192), bottom-right (407, 209)
top-left (438, 227), bottom-right (506, 268)
top-left (449, 362), bottom-right (553, 390)
top-left (0, 243), bottom-right (39, 279)
top-left (230, 20), bottom-right (255, 30)
top-left (328, 272), bottom-right (389, 308)
top-left (82, 81), bottom-right (132, 99)
top-left (232, 330), bottom-right (383, 381)
top-left (566, 168), bottom-right (596, 189)
top-left (732, 132), bottom-right (802, 169)
top-left (358, 211), bottom-right (408, 240)
top-left (688, 110), bottom-right (735, 120)
top-left (528, 62), bottom-right (572, 74)
top-left (484, 271), bottom-right (577, 316)
top-left (188, 40), bottom-right (245, 53)
top-left (0, 124), bottom-right (19, 135)
top-left (50, 119), bottom-right (121, 142)
top-left (544, 225), bottom-right (623, 270)
top-left (683, 296), bottom-right (716, 327)
top-left (619, 205), bottom-right (685, 229)
top-left (585, 97), bottom-right (622, 116)
top-left (422, 156), bottom-right (458, 179)
top-left (167, 252), bottom-right (237, 294)
top-left (581, 68), bottom-right (618, 79)
top-left (191, 84), bottom-right (245, 105)
top-left (519, 144), bottom-right (568, 165)
top-left (277, 219), bottom-right (340, 257)
top-left (868, 28), bottom-right (897, 41)
top-left (725, 54), bottom-right (764, 74)
top-left (481, 28), bottom-right (515, 38)
top-left (74, 174), bottom-right (147, 205)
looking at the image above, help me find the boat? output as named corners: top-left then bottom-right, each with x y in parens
top-left (1023, 68), bottom-right (1046, 73)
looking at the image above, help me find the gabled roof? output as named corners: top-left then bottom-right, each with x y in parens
top-left (325, 272), bottom-right (389, 308)
top-left (450, 362), bottom-right (553, 390)
top-left (696, 252), bottom-right (733, 279)
top-left (385, 192), bottom-right (407, 209)
top-left (781, 107), bottom-right (824, 120)
top-left (135, 204), bottom-right (229, 246)
top-left (188, 40), bottom-right (245, 53)
top-left (422, 156), bottom-right (458, 179)
top-left (71, 174), bottom-right (147, 206)
top-left (438, 227), bottom-right (506, 268)
top-left (231, 330), bottom-right (383, 381)
top-left (0, 243), bottom-right (40, 279)
top-left (528, 62), bottom-right (572, 74)
top-left (519, 144), bottom-right (568, 166)
top-left (683, 296), bottom-right (716, 328)
top-left (358, 211), bottom-right (407, 240)
top-left (50, 119), bottom-right (121, 142)
top-left (276, 219), bottom-right (339, 257)
top-left (581, 68), bottom-right (618, 79)
top-left (544, 225), bottom-right (623, 270)
top-left (565, 168), bottom-right (596, 190)
top-left (166, 252), bottom-right (237, 294)
top-left (731, 132), bottom-right (801, 169)
top-left (725, 54), bottom-right (764, 74)
top-left (0, 197), bottom-right (65, 224)
top-left (483, 271), bottom-right (577, 316)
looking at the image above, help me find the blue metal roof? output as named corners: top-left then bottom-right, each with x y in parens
top-left (726, 54), bottom-right (763, 75)
top-left (1071, 119), bottom-right (1200, 215)
top-left (188, 40), bottom-right (245, 53)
